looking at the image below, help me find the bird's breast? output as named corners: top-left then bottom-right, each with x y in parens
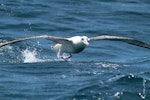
top-left (71, 43), bottom-right (86, 53)
top-left (61, 42), bottom-right (86, 54)
top-left (73, 46), bottom-right (85, 53)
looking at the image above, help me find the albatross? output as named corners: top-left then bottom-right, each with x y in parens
top-left (0, 35), bottom-right (150, 59)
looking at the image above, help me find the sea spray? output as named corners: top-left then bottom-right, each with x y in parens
top-left (21, 48), bottom-right (43, 63)
top-left (21, 48), bottom-right (53, 63)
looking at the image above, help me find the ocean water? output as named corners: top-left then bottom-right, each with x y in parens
top-left (0, 0), bottom-right (150, 100)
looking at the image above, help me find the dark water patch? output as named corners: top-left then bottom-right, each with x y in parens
top-left (22, 3), bottom-right (51, 9)
top-left (110, 74), bottom-right (150, 99)
top-left (115, 74), bottom-right (143, 83)
top-left (1, 23), bottom-right (32, 30)
top-left (72, 86), bottom-right (101, 100)
top-left (60, 16), bottom-right (86, 23)
top-left (15, 10), bottom-right (46, 18)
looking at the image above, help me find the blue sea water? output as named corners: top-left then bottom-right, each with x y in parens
top-left (0, 0), bottom-right (150, 100)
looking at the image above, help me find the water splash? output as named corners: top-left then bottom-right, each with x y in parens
top-left (21, 48), bottom-right (52, 63)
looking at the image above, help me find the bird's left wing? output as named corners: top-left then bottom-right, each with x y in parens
top-left (89, 35), bottom-right (150, 49)
top-left (0, 35), bottom-right (70, 47)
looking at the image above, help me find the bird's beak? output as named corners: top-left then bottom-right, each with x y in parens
top-left (84, 40), bottom-right (89, 46)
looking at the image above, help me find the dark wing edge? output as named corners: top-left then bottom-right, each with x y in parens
top-left (89, 35), bottom-right (150, 49)
top-left (0, 35), bottom-right (69, 47)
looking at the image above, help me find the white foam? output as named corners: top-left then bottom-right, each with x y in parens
top-left (95, 62), bottom-right (119, 69)
top-left (21, 48), bottom-right (52, 63)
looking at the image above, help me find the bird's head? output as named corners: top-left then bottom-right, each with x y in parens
top-left (80, 36), bottom-right (89, 46)
top-left (69, 36), bottom-right (90, 47)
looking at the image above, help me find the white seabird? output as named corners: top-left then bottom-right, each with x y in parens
top-left (0, 35), bottom-right (150, 59)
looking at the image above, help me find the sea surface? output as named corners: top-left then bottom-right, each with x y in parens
top-left (0, 0), bottom-right (150, 100)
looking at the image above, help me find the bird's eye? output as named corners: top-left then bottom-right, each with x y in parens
top-left (81, 38), bottom-right (84, 41)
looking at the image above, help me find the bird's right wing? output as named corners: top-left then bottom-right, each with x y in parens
top-left (0, 35), bottom-right (70, 47)
top-left (89, 35), bottom-right (150, 49)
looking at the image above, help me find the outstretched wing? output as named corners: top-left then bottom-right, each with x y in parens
top-left (0, 35), bottom-right (70, 47)
top-left (89, 35), bottom-right (150, 49)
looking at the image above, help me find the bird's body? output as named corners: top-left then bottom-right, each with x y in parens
top-left (67, 36), bottom-right (89, 53)
top-left (0, 35), bottom-right (150, 60)
top-left (51, 36), bottom-right (89, 58)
